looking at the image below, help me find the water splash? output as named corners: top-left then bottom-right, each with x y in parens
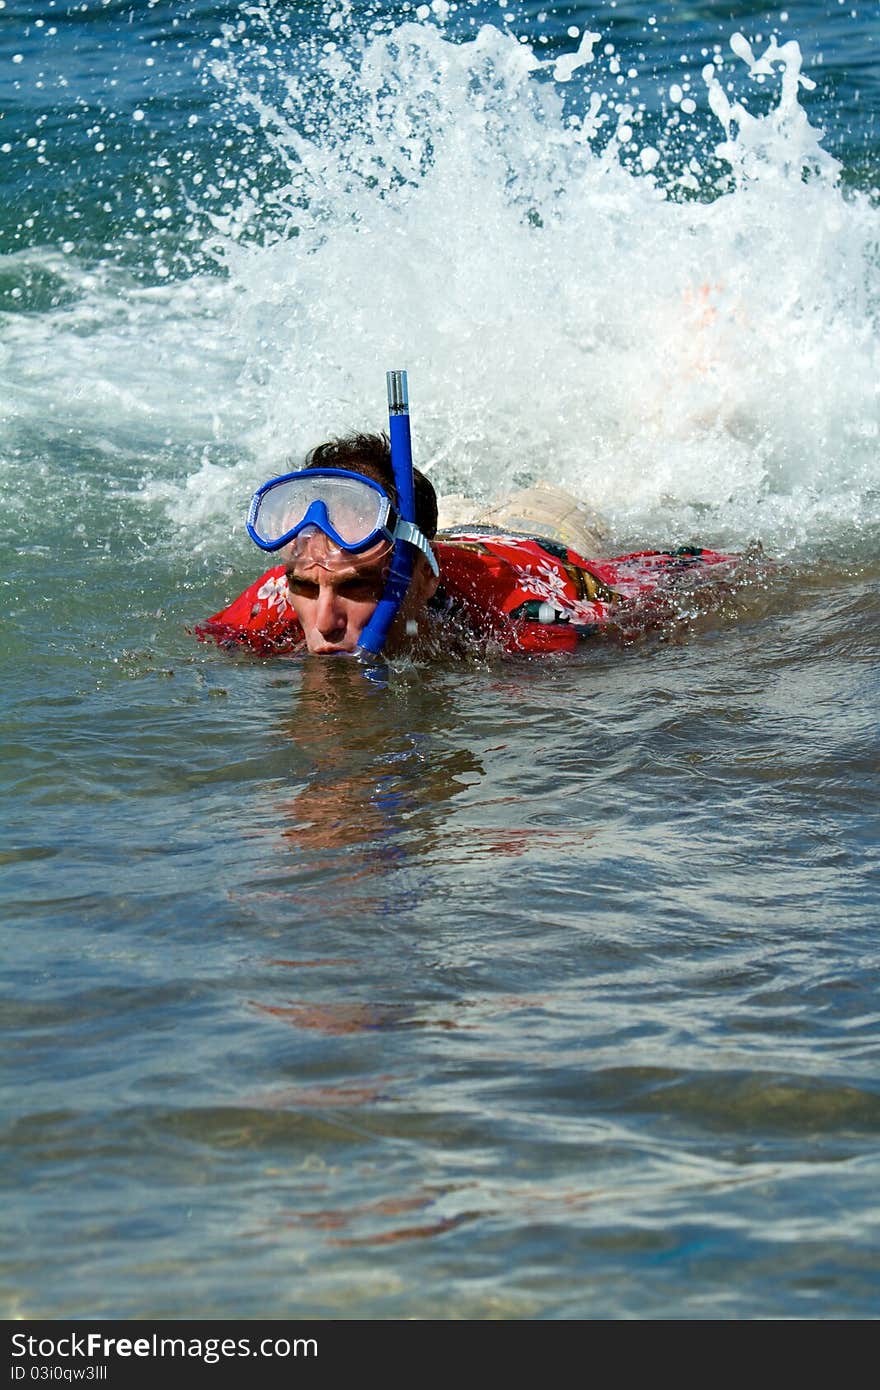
top-left (193, 10), bottom-right (878, 556)
top-left (2, 5), bottom-right (878, 561)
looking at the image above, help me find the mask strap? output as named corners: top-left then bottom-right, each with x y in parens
top-left (396, 518), bottom-right (439, 576)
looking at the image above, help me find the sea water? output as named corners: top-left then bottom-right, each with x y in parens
top-left (1, 0), bottom-right (878, 1318)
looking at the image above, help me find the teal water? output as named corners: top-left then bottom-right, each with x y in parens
top-left (1, 0), bottom-right (879, 1319)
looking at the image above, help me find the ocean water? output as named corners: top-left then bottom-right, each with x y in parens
top-left (1, 0), bottom-right (878, 1320)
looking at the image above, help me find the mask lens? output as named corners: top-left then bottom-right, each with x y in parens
top-left (323, 477), bottom-right (387, 545)
top-left (252, 477), bottom-right (311, 548)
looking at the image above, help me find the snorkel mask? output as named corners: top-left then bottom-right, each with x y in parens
top-left (246, 371), bottom-right (437, 658)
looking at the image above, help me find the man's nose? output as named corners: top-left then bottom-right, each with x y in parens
top-left (314, 586), bottom-right (346, 637)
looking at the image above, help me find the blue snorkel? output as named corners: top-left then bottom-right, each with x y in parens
top-left (354, 369), bottom-right (417, 660)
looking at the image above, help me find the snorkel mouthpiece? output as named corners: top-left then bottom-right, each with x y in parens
top-left (354, 370), bottom-right (417, 660)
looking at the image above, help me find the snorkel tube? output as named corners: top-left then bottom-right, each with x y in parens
top-left (354, 369), bottom-right (417, 659)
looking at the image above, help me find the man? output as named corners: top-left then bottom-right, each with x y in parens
top-left (270, 433), bottom-right (440, 656)
top-left (198, 432), bottom-right (737, 659)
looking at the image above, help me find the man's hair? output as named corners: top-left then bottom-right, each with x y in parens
top-left (303, 432), bottom-right (438, 539)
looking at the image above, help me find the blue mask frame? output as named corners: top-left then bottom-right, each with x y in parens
top-left (247, 468), bottom-right (396, 554)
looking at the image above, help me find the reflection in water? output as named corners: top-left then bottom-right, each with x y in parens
top-left (253, 999), bottom-right (462, 1034)
top-left (276, 658), bottom-right (483, 869)
top-left (329, 1210), bottom-right (481, 1247)
top-left (244, 658), bottom-right (484, 1040)
top-left (247, 1183), bottom-right (488, 1250)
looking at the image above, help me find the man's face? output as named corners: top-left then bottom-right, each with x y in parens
top-left (285, 532), bottom-right (390, 654)
top-left (285, 531), bottom-right (437, 655)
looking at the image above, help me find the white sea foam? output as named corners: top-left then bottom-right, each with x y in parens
top-left (2, 10), bottom-right (878, 559)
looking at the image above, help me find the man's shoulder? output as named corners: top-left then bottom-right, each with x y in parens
top-left (195, 564), bottom-right (304, 654)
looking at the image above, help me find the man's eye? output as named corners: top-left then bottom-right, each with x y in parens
top-left (288, 579), bottom-right (319, 598)
top-left (340, 580), bottom-right (382, 600)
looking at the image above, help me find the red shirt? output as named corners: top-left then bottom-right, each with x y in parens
top-left (195, 532), bottom-right (737, 656)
